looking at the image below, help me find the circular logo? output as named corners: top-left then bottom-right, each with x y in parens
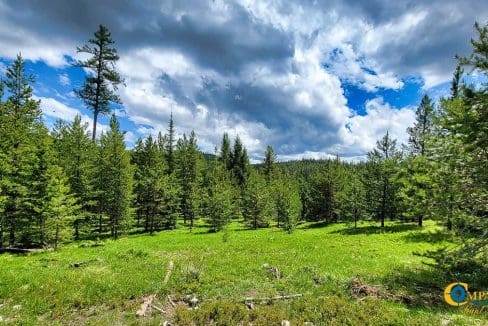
top-left (444, 282), bottom-right (469, 306)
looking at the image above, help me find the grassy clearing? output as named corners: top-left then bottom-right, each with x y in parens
top-left (0, 220), bottom-right (486, 325)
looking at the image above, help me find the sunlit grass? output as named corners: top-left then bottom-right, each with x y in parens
top-left (0, 220), bottom-right (485, 325)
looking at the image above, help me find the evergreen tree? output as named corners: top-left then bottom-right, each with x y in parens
top-left (426, 22), bottom-right (488, 270)
top-left (176, 131), bottom-right (201, 231)
top-left (40, 165), bottom-right (78, 249)
top-left (230, 136), bottom-right (250, 187)
top-left (0, 55), bottom-right (45, 247)
top-left (202, 156), bottom-right (235, 232)
top-left (242, 171), bottom-right (273, 229)
top-left (309, 168), bottom-right (337, 224)
top-left (366, 132), bottom-right (401, 227)
top-left (132, 135), bottom-right (172, 234)
top-left (407, 95), bottom-right (434, 157)
top-left (166, 112), bottom-right (176, 174)
top-left (4, 53), bottom-right (36, 111)
top-left (131, 138), bottom-right (145, 229)
top-left (98, 115), bottom-right (133, 239)
top-left (401, 95), bottom-right (436, 226)
top-left (52, 116), bottom-right (97, 239)
top-left (274, 177), bottom-right (302, 233)
top-left (397, 155), bottom-right (433, 227)
top-left (450, 64), bottom-right (463, 99)
top-left (75, 25), bottom-right (123, 141)
top-left (0, 79), bottom-right (5, 104)
top-left (336, 168), bottom-right (366, 228)
top-left (219, 132), bottom-right (232, 171)
top-left (263, 145), bottom-right (277, 182)
top-left (160, 172), bottom-right (181, 229)
top-left (157, 131), bottom-right (167, 161)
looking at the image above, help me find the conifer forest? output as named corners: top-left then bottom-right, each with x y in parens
top-left (0, 3), bottom-right (487, 325)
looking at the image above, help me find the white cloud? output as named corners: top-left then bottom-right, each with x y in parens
top-left (58, 73), bottom-right (70, 86)
top-left (339, 97), bottom-right (416, 155)
top-left (37, 96), bottom-right (109, 136)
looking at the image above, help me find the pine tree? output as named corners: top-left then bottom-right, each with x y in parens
top-left (157, 131), bottom-right (167, 161)
top-left (219, 132), bottom-right (232, 171)
top-left (0, 55), bottom-right (44, 246)
top-left (131, 138), bottom-right (145, 229)
top-left (407, 95), bottom-right (434, 157)
top-left (450, 64), bottom-right (463, 99)
top-left (426, 21), bottom-right (488, 270)
top-left (166, 112), bottom-right (176, 174)
top-left (243, 171), bottom-right (273, 229)
top-left (309, 168), bottom-right (336, 224)
top-left (0, 79), bottom-right (5, 104)
top-left (336, 167), bottom-right (366, 228)
top-left (202, 157), bottom-right (235, 232)
top-left (40, 165), bottom-right (79, 249)
top-left (366, 132), bottom-right (401, 227)
top-left (132, 135), bottom-right (171, 234)
top-left (274, 177), bottom-right (302, 233)
top-left (160, 172), bottom-right (181, 229)
top-left (263, 145), bottom-right (277, 182)
top-left (99, 115), bottom-right (133, 239)
top-left (52, 116), bottom-right (97, 239)
top-left (176, 131), bottom-right (201, 231)
top-left (400, 95), bottom-right (436, 227)
top-left (230, 136), bottom-right (250, 187)
top-left (75, 25), bottom-right (123, 141)
top-left (4, 53), bottom-right (36, 111)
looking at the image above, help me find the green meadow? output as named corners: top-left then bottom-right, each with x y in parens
top-left (0, 221), bottom-right (486, 325)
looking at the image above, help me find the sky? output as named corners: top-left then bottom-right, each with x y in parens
top-left (0, 0), bottom-right (486, 162)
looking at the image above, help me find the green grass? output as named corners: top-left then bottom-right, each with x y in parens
top-left (0, 220), bottom-right (486, 325)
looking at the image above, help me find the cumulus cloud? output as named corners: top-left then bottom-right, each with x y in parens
top-left (0, 0), bottom-right (483, 160)
top-left (37, 96), bottom-right (109, 136)
top-left (341, 97), bottom-right (416, 155)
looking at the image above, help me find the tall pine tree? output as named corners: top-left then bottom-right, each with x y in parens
top-left (75, 25), bottom-right (123, 141)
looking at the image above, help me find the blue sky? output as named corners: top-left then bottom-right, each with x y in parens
top-left (0, 0), bottom-right (486, 161)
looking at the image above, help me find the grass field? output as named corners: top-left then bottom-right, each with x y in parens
top-left (0, 221), bottom-right (486, 325)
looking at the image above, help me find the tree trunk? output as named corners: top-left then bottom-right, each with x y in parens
top-left (0, 223), bottom-right (4, 248)
top-left (9, 218), bottom-right (15, 246)
top-left (92, 111), bottom-right (98, 141)
top-left (74, 220), bottom-right (80, 240)
top-left (55, 224), bottom-right (59, 250)
top-left (418, 215), bottom-right (423, 227)
top-left (98, 213), bottom-right (103, 235)
top-left (354, 208), bottom-right (357, 229)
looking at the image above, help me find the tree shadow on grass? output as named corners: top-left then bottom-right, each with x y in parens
top-left (330, 223), bottom-right (420, 235)
top-left (380, 265), bottom-right (447, 307)
top-left (299, 221), bottom-right (329, 229)
top-left (379, 263), bottom-right (488, 314)
top-left (402, 230), bottom-right (454, 243)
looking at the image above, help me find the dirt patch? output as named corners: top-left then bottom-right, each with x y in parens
top-left (349, 276), bottom-right (413, 304)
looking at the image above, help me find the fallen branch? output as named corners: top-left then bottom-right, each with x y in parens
top-left (164, 261), bottom-right (174, 285)
top-left (167, 295), bottom-right (176, 307)
top-left (244, 294), bottom-right (302, 303)
top-left (151, 304), bottom-right (166, 314)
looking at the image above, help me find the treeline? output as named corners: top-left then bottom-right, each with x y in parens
top-left (0, 23), bottom-right (486, 276)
